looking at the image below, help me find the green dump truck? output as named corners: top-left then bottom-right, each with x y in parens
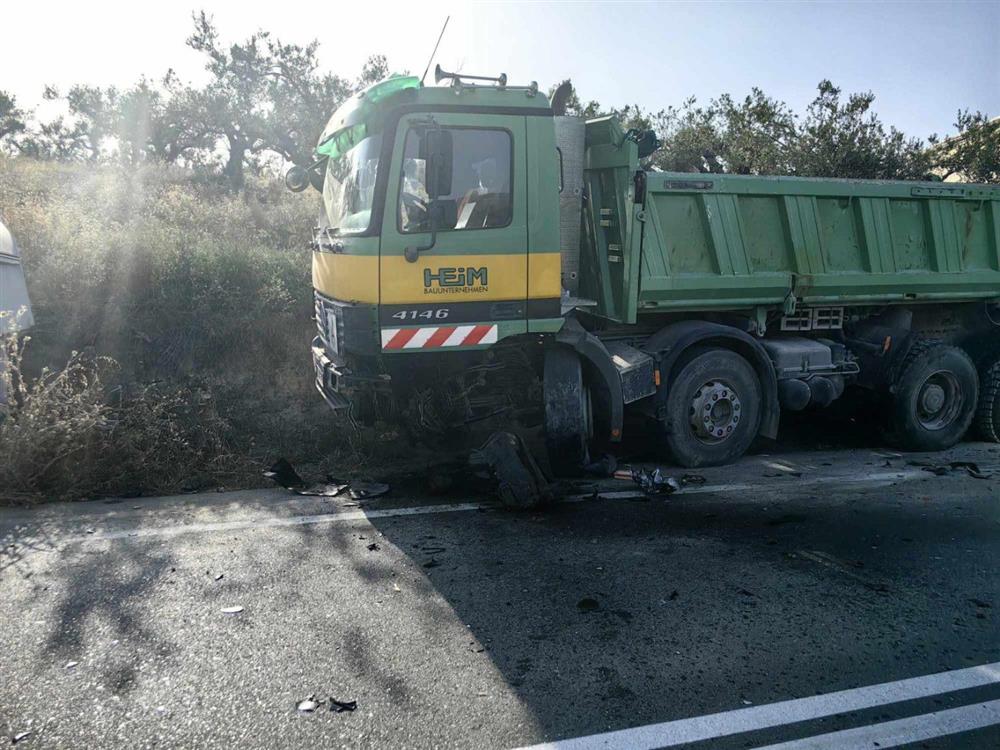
top-left (289, 69), bottom-right (1000, 474)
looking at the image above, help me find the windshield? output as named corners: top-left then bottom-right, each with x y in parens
top-left (322, 133), bottom-right (382, 234)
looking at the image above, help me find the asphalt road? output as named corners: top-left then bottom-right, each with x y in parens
top-left (2, 440), bottom-right (999, 749)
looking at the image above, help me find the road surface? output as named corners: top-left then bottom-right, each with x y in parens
top-left (1, 442), bottom-right (999, 748)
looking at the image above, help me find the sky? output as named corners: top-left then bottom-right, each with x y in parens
top-left (2, 0), bottom-right (998, 140)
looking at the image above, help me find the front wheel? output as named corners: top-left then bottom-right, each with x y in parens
top-left (543, 347), bottom-right (592, 476)
top-left (887, 341), bottom-right (977, 451)
top-left (657, 348), bottom-right (762, 467)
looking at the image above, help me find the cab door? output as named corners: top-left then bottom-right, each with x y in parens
top-left (378, 113), bottom-right (528, 351)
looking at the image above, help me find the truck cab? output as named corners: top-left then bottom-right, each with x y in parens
top-left (303, 73), bottom-right (564, 415)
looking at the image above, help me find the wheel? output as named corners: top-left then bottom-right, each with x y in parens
top-left (657, 347), bottom-right (762, 468)
top-left (974, 354), bottom-right (1000, 442)
top-left (543, 347), bottom-right (592, 477)
top-left (887, 341), bottom-right (978, 451)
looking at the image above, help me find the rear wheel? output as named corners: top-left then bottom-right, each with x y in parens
top-left (974, 354), bottom-right (1000, 443)
top-left (658, 348), bottom-right (762, 467)
top-left (887, 341), bottom-right (977, 451)
top-left (544, 347), bottom-right (592, 476)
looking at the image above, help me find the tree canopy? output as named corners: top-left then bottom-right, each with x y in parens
top-left (2, 20), bottom-right (996, 187)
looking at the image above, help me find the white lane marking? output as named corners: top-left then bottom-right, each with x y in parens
top-left (511, 661), bottom-right (1000, 750)
top-left (62, 503), bottom-right (489, 543)
top-left (54, 464), bottom-right (969, 544)
top-left (753, 699), bottom-right (1000, 750)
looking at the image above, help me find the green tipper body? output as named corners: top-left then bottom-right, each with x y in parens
top-left (581, 117), bottom-right (1000, 324)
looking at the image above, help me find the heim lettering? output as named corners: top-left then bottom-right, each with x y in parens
top-left (422, 267), bottom-right (489, 295)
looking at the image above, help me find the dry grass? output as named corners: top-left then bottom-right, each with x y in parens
top-left (0, 156), bottom-right (366, 503)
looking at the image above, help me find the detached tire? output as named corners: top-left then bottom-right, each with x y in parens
top-left (658, 348), bottom-right (762, 468)
top-left (544, 347), bottom-right (591, 477)
top-left (888, 341), bottom-right (977, 451)
top-left (974, 355), bottom-right (1000, 443)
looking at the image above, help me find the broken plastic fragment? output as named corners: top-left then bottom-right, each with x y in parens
top-left (297, 695), bottom-right (319, 713)
top-left (214, 574), bottom-right (224, 581)
top-left (349, 482), bottom-right (389, 500)
top-left (329, 698), bottom-right (357, 713)
top-left (12, 731), bottom-right (32, 743)
top-left (221, 606), bottom-right (244, 614)
top-left (64, 660), bottom-right (78, 669)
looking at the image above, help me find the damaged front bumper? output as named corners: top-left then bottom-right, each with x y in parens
top-left (311, 337), bottom-right (390, 412)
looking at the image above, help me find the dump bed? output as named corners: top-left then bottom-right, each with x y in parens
top-left (578, 117), bottom-right (1000, 323)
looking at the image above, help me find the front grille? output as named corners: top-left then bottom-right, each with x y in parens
top-left (314, 294), bottom-right (341, 355)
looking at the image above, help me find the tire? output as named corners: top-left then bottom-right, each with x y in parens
top-left (543, 347), bottom-right (591, 476)
top-left (887, 341), bottom-right (978, 451)
top-left (974, 355), bottom-right (1000, 443)
top-left (657, 347), bottom-right (762, 468)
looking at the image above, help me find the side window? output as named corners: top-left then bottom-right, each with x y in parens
top-left (399, 128), bottom-right (512, 233)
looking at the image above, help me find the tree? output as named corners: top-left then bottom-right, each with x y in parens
top-left (930, 110), bottom-right (1000, 183)
top-left (0, 91), bottom-right (28, 153)
top-left (185, 12), bottom-right (387, 189)
top-left (791, 80), bottom-right (930, 180)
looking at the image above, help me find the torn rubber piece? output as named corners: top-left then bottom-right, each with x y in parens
top-left (629, 467), bottom-right (681, 496)
top-left (469, 432), bottom-right (554, 510)
top-left (330, 698), bottom-right (357, 713)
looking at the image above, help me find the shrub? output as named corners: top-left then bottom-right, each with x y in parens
top-left (0, 156), bottom-right (351, 502)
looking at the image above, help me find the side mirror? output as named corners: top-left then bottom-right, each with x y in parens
top-left (421, 128), bottom-right (453, 199)
top-left (285, 165), bottom-right (311, 193)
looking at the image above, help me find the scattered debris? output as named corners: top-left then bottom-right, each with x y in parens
top-left (221, 606), bottom-right (244, 614)
top-left (64, 661), bottom-right (78, 669)
top-left (669, 590), bottom-right (679, 600)
top-left (469, 432), bottom-right (554, 509)
top-left (12, 731), bottom-right (32, 744)
top-left (910, 460), bottom-right (992, 479)
top-left (680, 473), bottom-right (707, 486)
top-left (392, 583), bottom-right (401, 593)
top-left (330, 698), bottom-right (357, 713)
top-left (624, 467), bottom-right (681, 496)
top-left (264, 458), bottom-right (306, 488)
top-left (297, 695), bottom-right (320, 713)
top-left (349, 482), bottom-right (389, 500)
top-left (577, 597), bottom-right (601, 612)
top-left (264, 458), bottom-right (386, 498)
top-left (366, 543), bottom-right (380, 552)
top-left (214, 573), bottom-right (224, 581)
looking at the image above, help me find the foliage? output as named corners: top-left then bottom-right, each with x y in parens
top-left (0, 157), bottom-right (353, 502)
top-left (558, 79), bottom-right (961, 181)
top-left (0, 91), bottom-right (28, 150)
top-left (930, 110), bottom-right (1000, 183)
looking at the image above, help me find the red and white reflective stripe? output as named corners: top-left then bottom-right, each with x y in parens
top-left (381, 324), bottom-right (498, 350)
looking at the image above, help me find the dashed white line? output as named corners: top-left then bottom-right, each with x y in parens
top-left (511, 661), bottom-right (1000, 750)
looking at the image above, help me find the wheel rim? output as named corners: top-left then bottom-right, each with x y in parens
top-left (915, 370), bottom-right (963, 431)
top-left (689, 380), bottom-right (742, 444)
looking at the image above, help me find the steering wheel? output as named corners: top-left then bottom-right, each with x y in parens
top-left (400, 192), bottom-right (428, 231)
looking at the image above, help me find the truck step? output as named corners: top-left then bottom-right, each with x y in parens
top-left (604, 341), bottom-right (657, 404)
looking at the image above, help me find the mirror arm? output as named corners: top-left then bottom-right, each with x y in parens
top-left (404, 230), bottom-right (437, 263)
